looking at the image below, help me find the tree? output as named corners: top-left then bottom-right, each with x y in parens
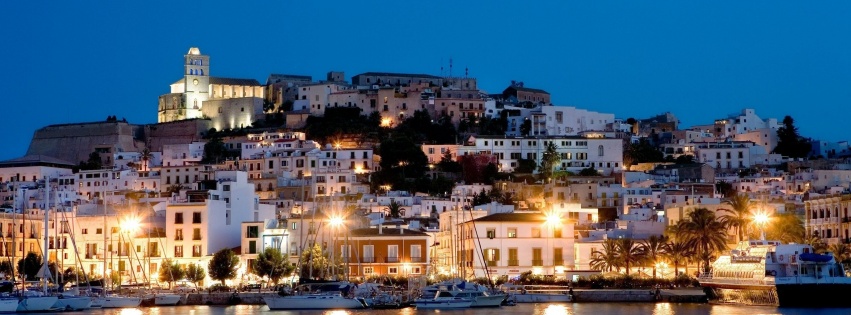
top-left (715, 181), bottom-right (735, 198)
top-left (578, 167), bottom-right (600, 176)
top-left (765, 213), bottom-right (806, 244)
top-left (140, 148), bottom-right (152, 171)
top-left (0, 261), bottom-right (12, 277)
top-left (589, 239), bottom-right (620, 272)
top-left (78, 151), bottom-right (103, 171)
top-left (624, 138), bottom-right (664, 166)
top-left (519, 119), bottom-right (532, 137)
top-left (829, 243), bottom-right (851, 267)
top-left (718, 194), bottom-right (754, 242)
top-left (208, 249), bottom-right (239, 285)
top-left (804, 231), bottom-right (828, 254)
top-left (158, 259), bottom-right (185, 289)
top-left (166, 184), bottom-right (185, 197)
top-left (299, 244), bottom-right (340, 280)
top-left (639, 235), bottom-right (668, 278)
top-left (616, 238), bottom-right (643, 275)
top-left (202, 136), bottom-right (231, 164)
top-left (17, 252), bottom-right (41, 281)
top-left (539, 142), bottom-right (560, 180)
top-left (773, 115), bottom-right (812, 158)
top-left (184, 263), bottom-right (206, 288)
top-left (663, 239), bottom-right (694, 277)
top-left (253, 248), bottom-right (294, 285)
top-left (676, 208), bottom-right (729, 273)
top-left (515, 158), bottom-right (537, 174)
top-left (385, 200), bottom-right (404, 219)
top-left (437, 150), bottom-right (462, 173)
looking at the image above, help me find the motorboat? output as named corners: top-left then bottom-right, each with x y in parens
top-left (700, 240), bottom-right (851, 307)
top-left (422, 281), bottom-right (504, 307)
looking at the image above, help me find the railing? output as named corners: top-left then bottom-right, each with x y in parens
top-left (410, 256), bottom-right (424, 263)
top-left (554, 259), bottom-right (564, 266)
top-left (384, 256), bottom-right (400, 263)
top-left (508, 259), bottom-right (519, 266)
top-left (487, 261), bottom-right (498, 267)
top-left (532, 259), bottom-right (543, 266)
top-left (361, 256), bottom-right (375, 263)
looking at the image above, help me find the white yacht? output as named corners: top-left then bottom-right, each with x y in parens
top-left (0, 298), bottom-right (18, 313)
top-left (53, 295), bottom-right (93, 311)
top-left (413, 290), bottom-right (473, 309)
top-left (264, 282), bottom-right (366, 310)
top-left (16, 294), bottom-right (59, 312)
top-left (94, 295), bottom-right (143, 308)
top-left (422, 281), bottom-right (505, 307)
top-left (700, 240), bottom-right (851, 307)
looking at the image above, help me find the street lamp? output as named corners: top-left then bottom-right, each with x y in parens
top-left (753, 212), bottom-right (769, 241)
top-left (545, 212), bottom-right (562, 276)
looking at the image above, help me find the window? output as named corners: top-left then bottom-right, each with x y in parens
top-left (532, 228), bottom-right (541, 238)
top-left (96, 228), bottom-right (103, 234)
top-left (411, 267), bottom-right (422, 274)
top-left (532, 248), bottom-right (543, 266)
top-left (364, 267), bottom-right (374, 274)
top-left (598, 145), bottom-right (604, 156)
top-left (82, 228), bottom-right (88, 234)
top-left (246, 226), bottom-right (259, 238)
top-left (192, 245), bottom-right (202, 257)
top-left (248, 241), bottom-right (257, 254)
top-left (486, 228), bottom-right (495, 239)
top-left (484, 248), bottom-right (500, 266)
top-left (192, 212), bottom-right (201, 224)
top-left (193, 228), bottom-right (201, 240)
top-left (507, 228), bottom-right (517, 238)
top-left (387, 245), bottom-right (399, 262)
top-left (174, 246), bottom-right (183, 258)
top-left (410, 244), bottom-right (422, 262)
top-left (175, 229), bottom-right (183, 241)
top-left (508, 248), bottom-right (519, 266)
top-left (175, 213), bottom-right (183, 224)
top-left (553, 228), bottom-right (562, 238)
top-left (388, 267), bottom-right (398, 274)
top-left (363, 245), bottom-right (374, 263)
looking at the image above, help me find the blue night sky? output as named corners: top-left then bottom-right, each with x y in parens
top-left (1, 1), bottom-right (850, 161)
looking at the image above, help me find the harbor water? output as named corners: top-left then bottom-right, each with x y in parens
top-left (21, 304), bottom-right (851, 315)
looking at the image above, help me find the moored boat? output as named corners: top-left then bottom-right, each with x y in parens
top-left (0, 298), bottom-right (18, 313)
top-left (94, 295), bottom-right (143, 308)
top-left (502, 284), bottom-right (572, 303)
top-left (413, 290), bottom-right (473, 309)
top-left (699, 240), bottom-right (851, 307)
top-left (52, 295), bottom-right (93, 311)
top-left (264, 282), bottom-right (366, 310)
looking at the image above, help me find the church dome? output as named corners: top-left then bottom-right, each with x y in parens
top-left (187, 47), bottom-right (201, 55)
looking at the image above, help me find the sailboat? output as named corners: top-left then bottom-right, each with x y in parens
top-left (46, 188), bottom-right (92, 311)
top-left (91, 186), bottom-right (141, 309)
top-left (16, 179), bottom-right (58, 312)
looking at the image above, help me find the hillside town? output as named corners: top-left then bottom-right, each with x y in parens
top-left (2, 46), bottom-right (848, 292)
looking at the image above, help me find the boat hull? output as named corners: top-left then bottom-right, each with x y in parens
top-left (414, 299), bottom-right (473, 309)
top-left (776, 283), bottom-right (851, 307)
top-left (0, 299), bottom-right (18, 313)
top-left (512, 293), bottom-right (572, 303)
top-left (17, 296), bottom-right (59, 312)
top-left (265, 295), bottom-right (365, 310)
top-left (96, 296), bottom-right (142, 308)
top-left (154, 294), bottom-right (182, 306)
top-left (53, 297), bottom-right (93, 311)
top-left (472, 294), bottom-right (506, 307)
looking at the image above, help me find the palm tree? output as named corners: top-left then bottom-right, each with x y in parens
top-left (141, 148), bottom-right (152, 172)
top-left (589, 239), bottom-right (620, 272)
top-left (677, 208), bottom-right (729, 273)
top-left (639, 235), bottom-right (668, 278)
top-left (766, 213), bottom-right (806, 244)
top-left (384, 200), bottom-right (404, 219)
top-left (805, 232), bottom-right (828, 253)
top-left (616, 238), bottom-right (644, 275)
top-left (718, 194), bottom-right (754, 242)
top-left (829, 243), bottom-right (850, 264)
top-left (663, 239), bottom-right (694, 277)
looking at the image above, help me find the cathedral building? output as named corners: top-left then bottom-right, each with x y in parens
top-left (158, 47), bottom-right (265, 130)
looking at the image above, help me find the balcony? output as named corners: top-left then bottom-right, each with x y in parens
top-left (361, 256), bottom-right (376, 263)
top-left (486, 261), bottom-right (498, 267)
top-left (410, 256), bottom-right (424, 263)
top-left (532, 259), bottom-right (543, 266)
top-left (508, 259), bottom-right (519, 266)
top-left (384, 256), bottom-right (400, 263)
top-left (554, 259), bottom-right (564, 266)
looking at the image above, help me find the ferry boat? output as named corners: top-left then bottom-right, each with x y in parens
top-left (699, 240), bottom-right (851, 307)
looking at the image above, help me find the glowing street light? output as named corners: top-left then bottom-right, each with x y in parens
top-left (329, 216), bottom-right (344, 227)
top-left (753, 212), bottom-right (770, 241)
top-left (545, 213), bottom-right (561, 226)
top-left (120, 216), bottom-right (141, 234)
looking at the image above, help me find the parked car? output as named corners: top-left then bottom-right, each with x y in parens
top-left (173, 283), bottom-right (196, 293)
top-left (241, 283), bottom-right (261, 291)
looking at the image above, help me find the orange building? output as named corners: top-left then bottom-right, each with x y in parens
top-left (335, 228), bottom-right (430, 279)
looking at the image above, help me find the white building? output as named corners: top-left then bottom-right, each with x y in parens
top-left (540, 106), bottom-right (615, 136)
top-left (459, 136), bottom-right (624, 175)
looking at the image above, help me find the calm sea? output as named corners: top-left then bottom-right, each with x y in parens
top-left (34, 304), bottom-right (851, 315)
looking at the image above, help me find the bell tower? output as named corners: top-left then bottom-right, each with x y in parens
top-left (184, 47), bottom-right (209, 119)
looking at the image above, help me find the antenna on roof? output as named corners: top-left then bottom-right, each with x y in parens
top-left (449, 58), bottom-right (453, 78)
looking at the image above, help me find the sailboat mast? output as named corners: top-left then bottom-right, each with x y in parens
top-left (43, 176), bottom-right (49, 293)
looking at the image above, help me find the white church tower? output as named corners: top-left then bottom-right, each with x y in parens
top-left (183, 47), bottom-right (209, 120)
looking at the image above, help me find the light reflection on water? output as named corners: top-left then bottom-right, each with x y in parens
top-left (29, 303), bottom-right (851, 315)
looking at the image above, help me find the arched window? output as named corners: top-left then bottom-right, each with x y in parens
top-left (598, 145), bottom-right (604, 156)
top-left (199, 69), bottom-right (204, 76)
